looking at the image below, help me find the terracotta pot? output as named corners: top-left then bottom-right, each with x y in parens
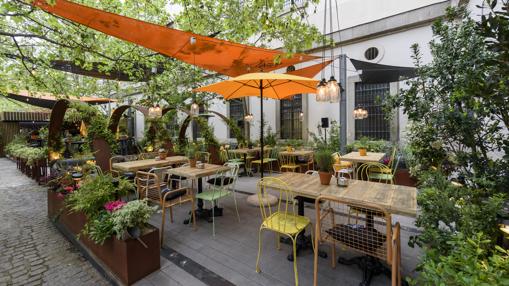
top-left (189, 158), bottom-right (197, 168)
top-left (359, 148), bottom-right (367, 156)
top-left (319, 172), bottom-right (332, 185)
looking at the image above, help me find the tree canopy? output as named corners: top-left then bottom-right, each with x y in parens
top-left (0, 0), bottom-right (323, 110)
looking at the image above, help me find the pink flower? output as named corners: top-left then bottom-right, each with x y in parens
top-left (56, 193), bottom-right (65, 200)
top-left (104, 200), bottom-right (127, 212)
top-left (64, 186), bottom-right (74, 193)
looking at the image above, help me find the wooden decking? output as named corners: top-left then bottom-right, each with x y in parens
top-left (144, 174), bottom-right (422, 286)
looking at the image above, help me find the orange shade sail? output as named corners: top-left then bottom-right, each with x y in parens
top-left (193, 72), bottom-right (318, 100)
top-left (286, 60), bottom-right (333, 78)
top-left (32, 0), bottom-right (319, 77)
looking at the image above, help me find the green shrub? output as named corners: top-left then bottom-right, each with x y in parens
top-left (315, 147), bottom-right (334, 173)
top-left (110, 199), bottom-right (157, 240)
top-left (412, 232), bottom-right (509, 286)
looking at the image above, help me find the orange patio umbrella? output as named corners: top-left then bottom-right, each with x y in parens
top-left (194, 73), bottom-right (318, 179)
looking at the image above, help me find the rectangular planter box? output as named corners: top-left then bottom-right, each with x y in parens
top-left (47, 190), bottom-right (160, 285)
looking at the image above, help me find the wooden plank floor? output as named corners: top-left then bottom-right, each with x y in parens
top-left (146, 174), bottom-right (423, 286)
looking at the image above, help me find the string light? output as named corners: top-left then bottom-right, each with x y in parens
top-left (353, 106), bottom-right (368, 120)
top-left (244, 113), bottom-right (254, 122)
top-left (148, 104), bottom-right (162, 118)
top-left (190, 102), bottom-right (200, 115)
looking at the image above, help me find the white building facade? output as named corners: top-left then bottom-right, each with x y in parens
top-left (132, 0), bottom-right (484, 147)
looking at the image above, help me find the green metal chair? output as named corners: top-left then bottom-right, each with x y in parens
top-left (195, 163), bottom-right (241, 236)
top-left (366, 156), bottom-right (401, 184)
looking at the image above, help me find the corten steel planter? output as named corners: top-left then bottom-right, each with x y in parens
top-left (47, 190), bottom-right (161, 285)
top-left (394, 169), bottom-right (418, 187)
top-left (208, 144), bottom-right (221, 164)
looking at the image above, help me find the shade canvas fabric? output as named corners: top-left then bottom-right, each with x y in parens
top-left (32, 0), bottom-right (318, 77)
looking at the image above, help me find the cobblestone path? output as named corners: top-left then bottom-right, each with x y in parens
top-left (0, 158), bottom-right (108, 286)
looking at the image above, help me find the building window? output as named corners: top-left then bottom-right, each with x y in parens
top-left (364, 47), bottom-right (379, 61)
top-left (354, 82), bottom-right (390, 140)
top-left (280, 94), bottom-right (302, 139)
top-left (229, 99), bottom-right (244, 138)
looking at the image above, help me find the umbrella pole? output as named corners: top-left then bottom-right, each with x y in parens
top-left (260, 80), bottom-right (264, 179)
top-left (246, 79), bottom-right (277, 207)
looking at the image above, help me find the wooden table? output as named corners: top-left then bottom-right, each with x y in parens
top-left (272, 172), bottom-right (417, 217)
top-left (338, 151), bottom-right (385, 179)
top-left (270, 172), bottom-right (417, 262)
top-left (278, 150), bottom-right (314, 157)
top-left (340, 151), bottom-right (385, 164)
top-left (166, 163), bottom-right (231, 222)
top-left (112, 156), bottom-right (188, 172)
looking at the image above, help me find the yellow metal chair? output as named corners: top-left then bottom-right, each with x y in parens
top-left (255, 177), bottom-right (314, 286)
top-left (357, 156), bottom-right (400, 184)
top-left (250, 148), bottom-right (273, 174)
top-left (279, 153), bottom-right (301, 173)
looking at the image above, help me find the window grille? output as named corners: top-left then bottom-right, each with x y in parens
top-left (280, 94), bottom-right (302, 139)
top-left (229, 99), bottom-right (245, 138)
top-left (354, 83), bottom-right (390, 140)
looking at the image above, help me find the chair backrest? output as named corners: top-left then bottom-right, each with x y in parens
top-left (224, 162), bottom-right (240, 187)
top-left (197, 151), bottom-right (210, 163)
top-left (138, 152), bottom-right (158, 160)
top-left (227, 150), bottom-right (238, 160)
top-left (356, 162), bottom-right (391, 181)
top-left (110, 155), bottom-right (126, 171)
top-left (391, 156), bottom-right (401, 176)
top-left (257, 177), bottom-right (299, 233)
top-left (279, 153), bottom-right (296, 166)
top-left (219, 149), bottom-right (228, 163)
top-left (135, 171), bottom-right (162, 203)
top-left (270, 147), bottom-right (280, 159)
top-left (148, 165), bottom-right (173, 183)
top-left (314, 195), bottom-right (393, 263)
top-left (124, 154), bottom-right (139, 162)
top-left (305, 170), bottom-right (319, 176)
top-left (387, 147), bottom-right (397, 169)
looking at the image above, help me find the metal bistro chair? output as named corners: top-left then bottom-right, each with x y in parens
top-left (109, 155), bottom-right (137, 180)
top-left (251, 148), bottom-right (273, 174)
top-left (332, 152), bottom-right (354, 179)
top-left (195, 163), bottom-right (241, 236)
top-left (313, 196), bottom-right (401, 286)
top-left (255, 177), bottom-right (314, 286)
top-left (138, 152), bottom-right (158, 160)
top-left (357, 156), bottom-right (401, 184)
top-left (279, 153), bottom-right (301, 173)
top-left (135, 169), bottom-right (196, 246)
top-left (299, 153), bottom-right (315, 172)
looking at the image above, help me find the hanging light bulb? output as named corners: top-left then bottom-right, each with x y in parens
top-left (299, 111), bottom-right (304, 122)
top-left (148, 104), bottom-right (162, 118)
top-left (190, 102), bottom-right (200, 115)
top-left (244, 113), bottom-right (254, 122)
top-left (327, 75), bottom-right (340, 102)
top-left (316, 79), bottom-right (328, 102)
top-left (353, 106), bottom-right (368, 120)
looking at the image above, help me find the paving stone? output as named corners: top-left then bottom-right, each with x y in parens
top-left (0, 158), bottom-right (108, 286)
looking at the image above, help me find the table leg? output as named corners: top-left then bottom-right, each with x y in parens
top-left (184, 177), bottom-right (223, 224)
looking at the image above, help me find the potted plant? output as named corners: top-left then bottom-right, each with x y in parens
top-left (315, 148), bottom-right (334, 185)
top-left (357, 136), bottom-right (369, 156)
top-left (185, 143), bottom-right (199, 167)
top-left (158, 148), bottom-right (167, 160)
